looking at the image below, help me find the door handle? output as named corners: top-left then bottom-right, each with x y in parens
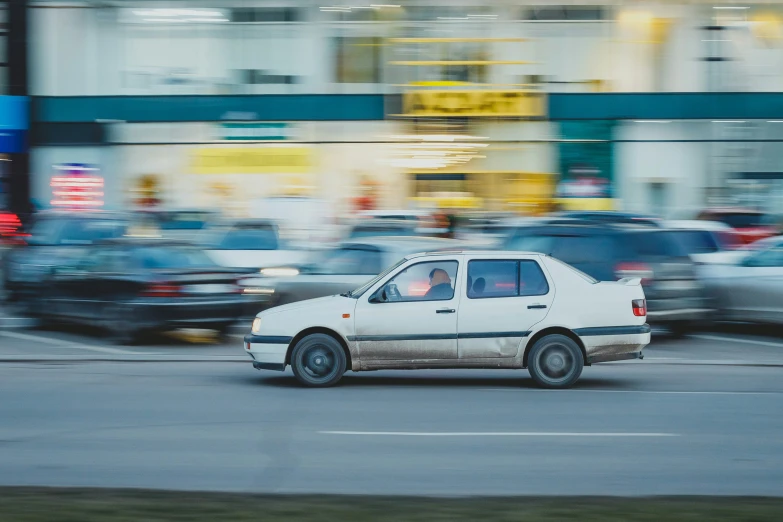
top-left (436, 308), bottom-right (456, 314)
top-left (527, 304), bottom-right (547, 309)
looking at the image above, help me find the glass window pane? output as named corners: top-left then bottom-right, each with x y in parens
top-left (467, 260), bottom-right (518, 299)
top-left (318, 247), bottom-right (383, 275)
top-left (519, 260), bottom-right (550, 296)
top-left (387, 260), bottom-right (458, 302)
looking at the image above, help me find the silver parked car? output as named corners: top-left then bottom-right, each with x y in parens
top-left (239, 236), bottom-right (462, 311)
top-left (701, 236), bottom-right (783, 325)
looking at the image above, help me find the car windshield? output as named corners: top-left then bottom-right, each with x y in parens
top-left (313, 247), bottom-right (384, 275)
top-left (133, 246), bottom-right (217, 270)
top-left (711, 212), bottom-right (764, 228)
top-left (670, 229), bottom-right (721, 254)
top-left (213, 226), bottom-right (279, 250)
top-left (349, 257), bottom-right (407, 298)
top-left (626, 230), bottom-right (689, 258)
top-left (28, 218), bottom-right (126, 246)
top-left (157, 212), bottom-right (213, 230)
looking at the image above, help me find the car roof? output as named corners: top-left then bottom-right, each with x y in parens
top-left (408, 250), bottom-right (544, 259)
top-left (667, 220), bottom-right (733, 232)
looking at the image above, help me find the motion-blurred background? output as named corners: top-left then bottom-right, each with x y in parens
top-left (1, 0), bottom-right (783, 339)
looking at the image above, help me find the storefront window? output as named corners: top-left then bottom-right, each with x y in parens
top-left (334, 37), bottom-right (382, 83)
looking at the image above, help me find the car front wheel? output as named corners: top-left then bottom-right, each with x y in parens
top-left (527, 334), bottom-right (584, 389)
top-left (290, 333), bottom-right (346, 388)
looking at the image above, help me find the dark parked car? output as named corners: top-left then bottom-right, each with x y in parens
top-left (3, 212), bottom-right (128, 302)
top-left (31, 239), bottom-right (246, 343)
top-left (503, 223), bottom-right (710, 334)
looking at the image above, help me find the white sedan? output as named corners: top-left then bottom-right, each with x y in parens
top-left (244, 251), bottom-right (650, 389)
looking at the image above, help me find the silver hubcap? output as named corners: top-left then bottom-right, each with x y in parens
top-left (537, 344), bottom-right (574, 382)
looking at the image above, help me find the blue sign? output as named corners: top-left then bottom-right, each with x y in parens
top-left (0, 96), bottom-right (29, 153)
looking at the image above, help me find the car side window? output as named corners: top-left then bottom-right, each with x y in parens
top-left (466, 260), bottom-right (549, 299)
top-left (378, 260), bottom-right (458, 302)
top-left (519, 260), bottom-right (550, 296)
top-left (467, 260), bottom-right (517, 298)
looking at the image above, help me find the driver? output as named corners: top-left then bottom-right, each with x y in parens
top-left (425, 268), bottom-right (454, 300)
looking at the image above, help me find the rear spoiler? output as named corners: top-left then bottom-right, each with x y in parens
top-left (617, 277), bottom-right (642, 286)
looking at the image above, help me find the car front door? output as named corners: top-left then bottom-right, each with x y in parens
top-left (457, 257), bottom-right (554, 359)
top-left (352, 258), bottom-right (461, 366)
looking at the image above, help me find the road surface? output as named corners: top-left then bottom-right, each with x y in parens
top-left (1, 325), bottom-right (782, 496)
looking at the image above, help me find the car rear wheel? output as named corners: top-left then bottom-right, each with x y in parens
top-left (528, 334), bottom-right (584, 389)
top-left (290, 333), bottom-right (346, 388)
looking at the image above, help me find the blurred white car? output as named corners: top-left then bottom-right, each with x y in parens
top-left (244, 251), bottom-right (650, 389)
top-left (204, 220), bottom-right (310, 270)
top-left (701, 235), bottom-right (783, 325)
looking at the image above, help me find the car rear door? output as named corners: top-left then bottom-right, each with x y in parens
top-left (352, 257), bottom-right (462, 364)
top-left (457, 256), bottom-right (553, 359)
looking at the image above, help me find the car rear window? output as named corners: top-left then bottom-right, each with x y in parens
top-left (217, 226), bottom-right (279, 250)
top-left (506, 233), bottom-right (616, 265)
top-left (670, 230), bottom-right (720, 254)
top-left (133, 246), bottom-right (216, 270)
top-left (46, 219), bottom-right (126, 245)
top-left (316, 247), bottom-right (384, 275)
top-left (625, 230), bottom-right (689, 258)
top-left (349, 225), bottom-right (415, 238)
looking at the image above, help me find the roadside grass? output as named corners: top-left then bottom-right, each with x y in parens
top-left (1, 489), bottom-right (783, 522)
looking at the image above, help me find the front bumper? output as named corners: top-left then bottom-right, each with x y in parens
top-left (244, 333), bottom-right (291, 371)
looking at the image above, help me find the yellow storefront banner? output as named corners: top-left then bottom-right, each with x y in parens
top-left (403, 90), bottom-right (546, 118)
top-left (191, 147), bottom-right (312, 174)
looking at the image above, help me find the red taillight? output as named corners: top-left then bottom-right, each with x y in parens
top-left (141, 283), bottom-right (182, 298)
top-left (616, 263), bottom-right (654, 285)
top-left (632, 299), bottom-right (647, 317)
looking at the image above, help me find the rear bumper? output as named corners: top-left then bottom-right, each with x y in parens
top-left (131, 298), bottom-right (246, 329)
top-left (587, 351), bottom-right (643, 364)
top-left (578, 324), bottom-right (650, 366)
top-left (646, 297), bottom-right (712, 323)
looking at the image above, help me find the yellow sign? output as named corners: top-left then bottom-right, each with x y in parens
top-left (191, 147), bottom-right (312, 174)
top-left (403, 90), bottom-right (546, 118)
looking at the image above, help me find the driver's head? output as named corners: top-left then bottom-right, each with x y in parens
top-left (429, 268), bottom-right (451, 287)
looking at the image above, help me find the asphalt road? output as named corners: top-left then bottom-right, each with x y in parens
top-left (1, 325), bottom-right (783, 496)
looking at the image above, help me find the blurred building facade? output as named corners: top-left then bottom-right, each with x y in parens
top-left (14, 0), bottom-right (783, 218)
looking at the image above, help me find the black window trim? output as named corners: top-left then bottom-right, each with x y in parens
top-left (466, 259), bottom-right (550, 300)
top-left (369, 259), bottom-right (460, 304)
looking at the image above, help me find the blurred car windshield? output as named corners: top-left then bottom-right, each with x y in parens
top-left (213, 225), bottom-right (279, 250)
top-left (626, 230), bottom-right (689, 258)
top-left (156, 211), bottom-right (213, 230)
top-left (709, 212), bottom-right (765, 229)
top-left (314, 247), bottom-right (383, 275)
top-left (133, 246), bottom-right (216, 270)
top-left (670, 229), bottom-right (721, 254)
top-left (349, 225), bottom-right (415, 238)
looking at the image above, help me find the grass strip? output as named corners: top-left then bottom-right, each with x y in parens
top-left (1, 488), bottom-right (782, 522)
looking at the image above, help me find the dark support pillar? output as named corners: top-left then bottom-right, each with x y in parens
top-left (8, 0), bottom-right (31, 220)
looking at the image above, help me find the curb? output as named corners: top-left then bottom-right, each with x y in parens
top-left (0, 355), bottom-right (250, 363)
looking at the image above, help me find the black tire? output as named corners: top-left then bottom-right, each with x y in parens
top-left (214, 321), bottom-right (235, 337)
top-left (290, 333), bottom-right (346, 388)
top-left (527, 334), bottom-right (584, 389)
